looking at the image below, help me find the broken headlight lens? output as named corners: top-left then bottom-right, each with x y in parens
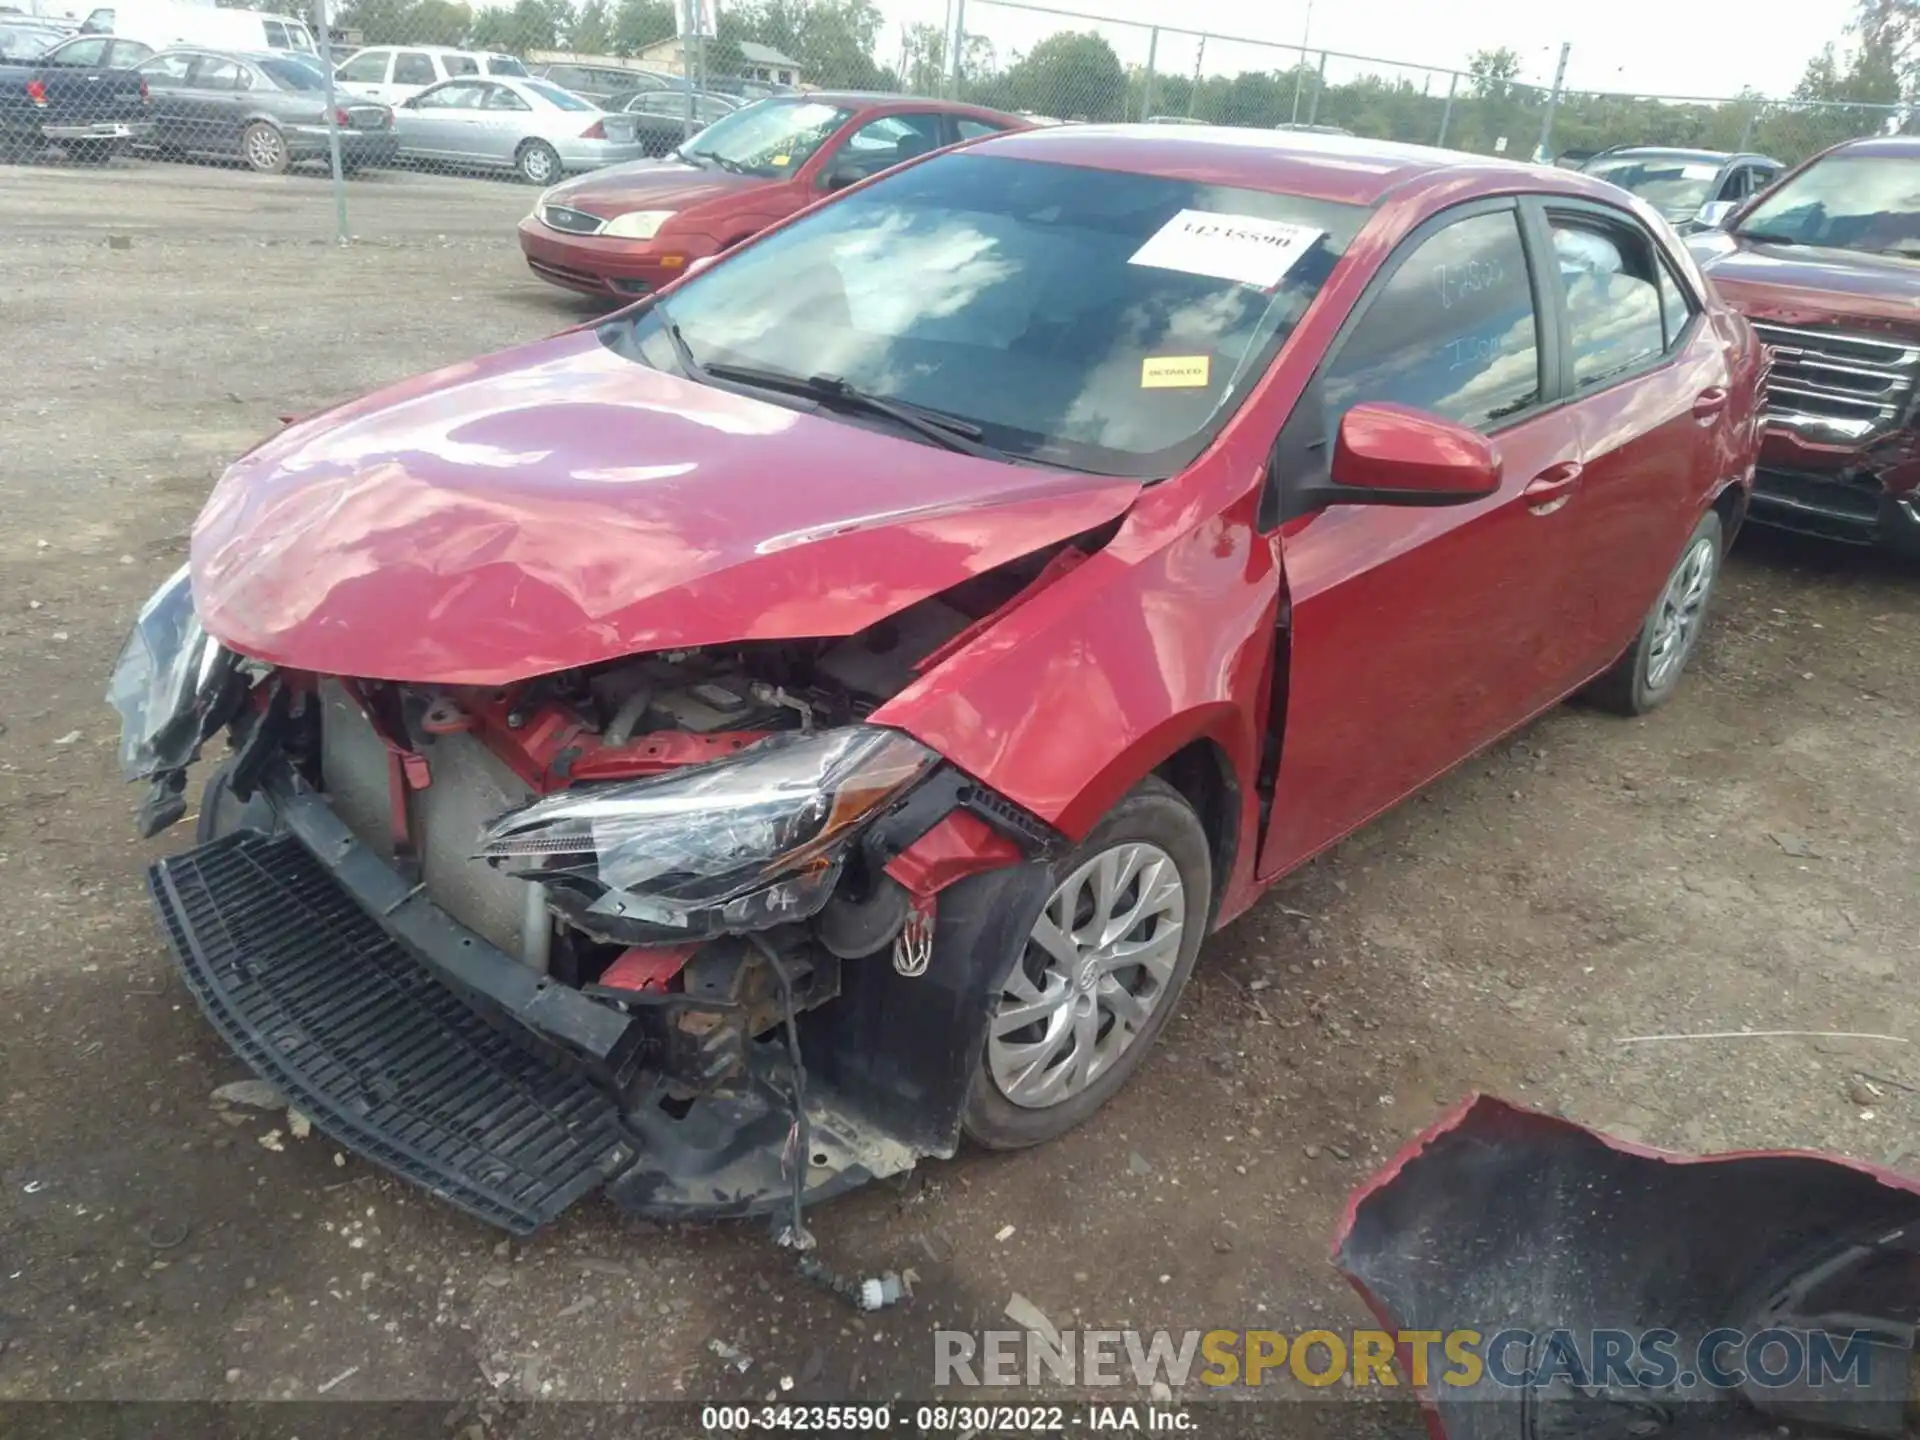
top-left (477, 727), bottom-right (937, 934)
top-left (105, 563), bottom-right (237, 782)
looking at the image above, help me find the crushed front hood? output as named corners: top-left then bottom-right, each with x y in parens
top-left (1693, 234), bottom-right (1920, 331)
top-left (192, 330), bottom-right (1140, 685)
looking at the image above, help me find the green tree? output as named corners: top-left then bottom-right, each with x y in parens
top-left (1004, 31), bottom-right (1125, 121)
top-left (1467, 46), bottom-right (1521, 100)
top-left (468, 0), bottom-right (568, 50)
top-left (571, 0), bottom-right (613, 54)
top-left (333, 0), bottom-right (473, 45)
top-left (609, 0), bottom-right (674, 55)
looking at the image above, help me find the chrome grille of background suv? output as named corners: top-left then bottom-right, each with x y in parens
top-left (1752, 321), bottom-right (1920, 444)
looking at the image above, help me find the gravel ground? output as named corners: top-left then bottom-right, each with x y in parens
top-left (2, 157), bottom-right (1917, 1427)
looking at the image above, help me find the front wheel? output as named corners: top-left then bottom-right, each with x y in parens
top-left (1583, 508), bottom-right (1724, 716)
top-left (241, 121), bottom-right (289, 175)
top-left (962, 776), bottom-right (1210, 1149)
top-left (516, 139), bottom-right (560, 186)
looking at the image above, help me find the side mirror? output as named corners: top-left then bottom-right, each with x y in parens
top-left (821, 163), bottom-right (861, 192)
top-left (399, 95), bottom-right (419, 108)
top-left (1694, 199), bottom-right (1737, 230)
top-left (1307, 402), bottom-right (1502, 509)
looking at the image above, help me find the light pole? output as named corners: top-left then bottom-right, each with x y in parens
top-left (1288, 0), bottom-right (1314, 125)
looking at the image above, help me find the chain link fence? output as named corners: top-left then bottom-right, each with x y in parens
top-left (0, 0), bottom-right (1908, 243)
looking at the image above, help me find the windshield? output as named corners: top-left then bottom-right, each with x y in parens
top-left (602, 151), bottom-right (1365, 477)
top-left (525, 79), bottom-right (592, 110)
top-left (260, 56), bottom-right (325, 89)
top-left (679, 98), bottom-right (853, 177)
top-left (1584, 155), bottom-right (1721, 222)
top-left (1736, 151), bottom-right (1920, 254)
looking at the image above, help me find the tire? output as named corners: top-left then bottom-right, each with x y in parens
top-left (66, 139), bottom-right (114, 166)
top-left (241, 121), bottom-right (289, 175)
top-left (1583, 508), bottom-right (1724, 716)
top-left (516, 139), bottom-right (561, 186)
top-left (962, 775), bottom-right (1211, 1149)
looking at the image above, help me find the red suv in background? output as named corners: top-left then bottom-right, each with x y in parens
top-left (116, 129), bottom-right (1761, 1232)
top-left (1688, 135), bottom-right (1920, 555)
top-left (517, 91), bottom-right (1029, 298)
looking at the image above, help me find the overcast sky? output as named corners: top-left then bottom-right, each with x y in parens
top-left (873, 0), bottom-right (1861, 102)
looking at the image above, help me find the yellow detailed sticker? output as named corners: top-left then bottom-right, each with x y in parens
top-left (1142, 355), bottom-right (1211, 388)
top-left (771, 153), bottom-right (791, 166)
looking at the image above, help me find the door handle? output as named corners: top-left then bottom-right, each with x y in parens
top-left (1523, 460), bottom-right (1583, 516)
top-left (1691, 386), bottom-right (1729, 421)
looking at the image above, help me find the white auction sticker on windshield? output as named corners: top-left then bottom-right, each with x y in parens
top-left (1129, 210), bottom-right (1325, 290)
top-left (1681, 164), bottom-right (1720, 180)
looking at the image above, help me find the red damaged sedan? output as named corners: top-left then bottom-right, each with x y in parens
top-left (112, 127), bottom-right (1762, 1234)
top-left (517, 91), bottom-right (1028, 299)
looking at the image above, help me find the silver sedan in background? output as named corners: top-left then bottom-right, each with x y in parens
top-left (391, 75), bottom-right (643, 184)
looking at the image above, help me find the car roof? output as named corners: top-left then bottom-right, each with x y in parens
top-left (785, 89), bottom-right (1014, 116)
top-left (1831, 133), bottom-right (1920, 157)
top-left (1588, 146), bottom-right (1733, 163)
top-left (968, 124), bottom-right (1573, 206)
top-left (357, 43), bottom-right (507, 55)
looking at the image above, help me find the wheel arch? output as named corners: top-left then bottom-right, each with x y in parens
top-left (1152, 736), bottom-right (1240, 928)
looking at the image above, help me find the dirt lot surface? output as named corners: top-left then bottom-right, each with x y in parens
top-left (2, 159), bottom-right (1918, 1427)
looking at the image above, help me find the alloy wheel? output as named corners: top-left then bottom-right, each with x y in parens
top-left (520, 144), bottom-right (557, 184)
top-left (986, 841), bottom-right (1186, 1110)
top-left (1645, 535), bottom-right (1717, 689)
top-left (244, 124), bottom-right (286, 173)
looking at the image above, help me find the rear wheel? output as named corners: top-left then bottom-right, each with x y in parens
top-left (962, 776), bottom-right (1209, 1149)
top-left (516, 139), bottom-right (560, 186)
top-left (241, 121), bottom-right (289, 174)
top-left (1583, 508), bottom-right (1724, 716)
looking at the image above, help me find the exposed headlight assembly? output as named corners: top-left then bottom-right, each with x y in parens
top-left (477, 727), bottom-right (937, 936)
top-left (104, 564), bottom-right (246, 836)
top-left (600, 208), bottom-right (675, 240)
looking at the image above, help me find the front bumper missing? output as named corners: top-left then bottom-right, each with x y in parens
top-left (1749, 466), bottom-right (1920, 554)
top-left (147, 769), bottom-right (942, 1231)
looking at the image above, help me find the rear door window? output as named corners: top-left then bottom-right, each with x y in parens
top-left (50, 36), bottom-right (110, 65)
top-left (479, 83), bottom-right (529, 111)
top-left (442, 53), bottom-right (478, 76)
top-left (190, 55), bottom-right (244, 89)
top-left (1549, 215), bottom-right (1667, 389)
top-left (138, 50), bottom-right (194, 86)
top-left (1322, 207), bottom-right (1542, 432)
top-left (392, 51), bottom-right (435, 85)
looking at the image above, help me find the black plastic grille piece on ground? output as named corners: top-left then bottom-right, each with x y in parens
top-left (149, 832), bottom-right (634, 1234)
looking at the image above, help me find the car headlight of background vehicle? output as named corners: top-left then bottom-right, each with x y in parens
top-left (477, 727), bottom-right (936, 934)
top-left (104, 563), bottom-right (239, 783)
top-left (601, 209), bottom-right (675, 240)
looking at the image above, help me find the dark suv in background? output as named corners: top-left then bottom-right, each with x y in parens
top-left (1581, 147), bottom-right (1783, 233)
top-left (1688, 135), bottom-right (1920, 555)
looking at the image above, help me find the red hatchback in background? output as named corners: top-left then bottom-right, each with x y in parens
top-left (115, 127), bottom-right (1762, 1235)
top-left (517, 90), bottom-right (1029, 298)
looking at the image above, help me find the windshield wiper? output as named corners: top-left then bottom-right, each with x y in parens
top-left (1736, 229), bottom-right (1802, 246)
top-left (702, 362), bottom-right (1003, 458)
top-left (646, 300), bottom-right (706, 379)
